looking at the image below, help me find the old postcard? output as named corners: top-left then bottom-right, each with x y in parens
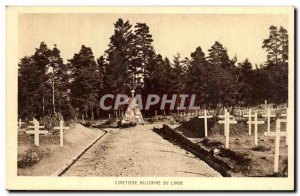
top-left (6, 6), bottom-right (294, 190)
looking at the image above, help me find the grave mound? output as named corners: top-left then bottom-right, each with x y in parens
top-left (175, 117), bottom-right (249, 138)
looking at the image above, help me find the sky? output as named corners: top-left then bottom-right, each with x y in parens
top-left (19, 13), bottom-right (288, 66)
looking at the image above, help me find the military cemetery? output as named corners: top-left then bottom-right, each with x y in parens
top-left (15, 13), bottom-right (291, 180)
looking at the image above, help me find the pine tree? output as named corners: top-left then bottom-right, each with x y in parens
top-left (237, 58), bottom-right (253, 104)
top-left (29, 42), bottom-right (52, 117)
top-left (132, 23), bottom-right (156, 86)
top-left (278, 26), bottom-right (289, 64)
top-left (104, 19), bottom-right (134, 96)
top-left (185, 47), bottom-right (209, 106)
top-left (48, 45), bottom-right (73, 119)
top-left (69, 45), bottom-right (100, 120)
top-left (262, 26), bottom-right (281, 64)
top-left (207, 41), bottom-right (231, 68)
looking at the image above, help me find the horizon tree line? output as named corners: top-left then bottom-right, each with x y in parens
top-left (18, 19), bottom-right (289, 120)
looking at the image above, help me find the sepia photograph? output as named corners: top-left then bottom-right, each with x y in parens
top-left (6, 6), bottom-right (294, 191)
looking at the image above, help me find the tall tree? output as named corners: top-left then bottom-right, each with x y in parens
top-left (236, 58), bottom-right (253, 104)
top-left (207, 41), bottom-right (232, 68)
top-left (104, 18), bottom-right (134, 96)
top-left (262, 26), bottom-right (281, 64)
top-left (185, 47), bottom-right (209, 106)
top-left (18, 56), bottom-right (46, 119)
top-left (132, 23), bottom-right (156, 86)
top-left (278, 26), bottom-right (289, 64)
top-left (69, 45), bottom-right (100, 120)
top-left (48, 45), bottom-right (73, 119)
top-left (27, 42), bottom-right (52, 118)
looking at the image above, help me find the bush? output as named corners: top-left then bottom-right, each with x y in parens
top-left (43, 112), bottom-right (64, 131)
top-left (18, 149), bottom-right (40, 168)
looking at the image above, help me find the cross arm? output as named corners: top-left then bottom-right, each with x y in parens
top-left (264, 131), bottom-right (287, 137)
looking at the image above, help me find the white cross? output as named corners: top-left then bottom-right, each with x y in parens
top-left (218, 111), bottom-right (237, 149)
top-left (248, 112), bottom-right (265, 146)
top-left (198, 109), bottom-right (213, 138)
top-left (219, 109), bottom-right (234, 136)
top-left (264, 119), bottom-right (287, 173)
top-left (26, 121), bottom-right (48, 146)
top-left (54, 120), bottom-right (70, 146)
top-left (18, 118), bottom-right (25, 128)
top-left (177, 107), bottom-right (180, 115)
top-left (243, 109), bottom-right (255, 136)
top-left (262, 107), bottom-right (276, 133)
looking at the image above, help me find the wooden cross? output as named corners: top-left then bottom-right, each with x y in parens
top-left (219, 109), bottom-right (234, 136)
top-left (243, 109), bottom-right (255, 136)
top-left (248, 113), bottom-right (265, 146)
top-left (264, 119), bottom-right (287, 173)
top-left (18, 118), bottom-right (25, 128)
top-left (198, 109), bottom-right (213, 138)
top-left (218, 111), bottom-right (237, 149)
top-left (262, 107), bottom-right (276, 133)
top-left (26, 121), bottom-right (48, 146)
top-left (54, 120), bottom-right (70, 146)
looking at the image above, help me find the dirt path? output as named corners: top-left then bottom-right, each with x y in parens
top-left (63, 124), bottom-right (221, 177)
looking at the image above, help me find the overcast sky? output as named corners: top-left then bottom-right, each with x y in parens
top-left (19, 13), bottom-right (288, 66)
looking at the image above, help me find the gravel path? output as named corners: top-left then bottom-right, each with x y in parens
top-left (63, 124), bottom-right (221, 177)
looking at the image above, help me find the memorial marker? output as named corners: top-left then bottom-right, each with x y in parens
top-left (54, 120), bottom-right (70, 146)
top-left (198, 109), bottom-right (213, 138)
top-left (264, 119), bottom-right (287, 173)
top-left (26, 120), bottom-right (48, 146)
top-left (218, 111), bottom-right (237, 149)
top-left (244, 109), bottom-right (254, 135)
top-left (262, 107), bottom-right (276, 133)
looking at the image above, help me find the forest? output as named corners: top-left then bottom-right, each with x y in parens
top-left (18, 19), bottom-right (289, 120)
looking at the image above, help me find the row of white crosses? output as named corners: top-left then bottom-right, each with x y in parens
top-left (25, 118), bottom-right (69, 147)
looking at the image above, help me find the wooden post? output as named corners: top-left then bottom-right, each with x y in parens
top-left (262, 107), bottom-right (276, 133)
top-left (82, 114), bottom-right (85, 123)
top-left (244, 109), bottom-right (254, 136)
top-left (198, 109), bottom-right (213, 138)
